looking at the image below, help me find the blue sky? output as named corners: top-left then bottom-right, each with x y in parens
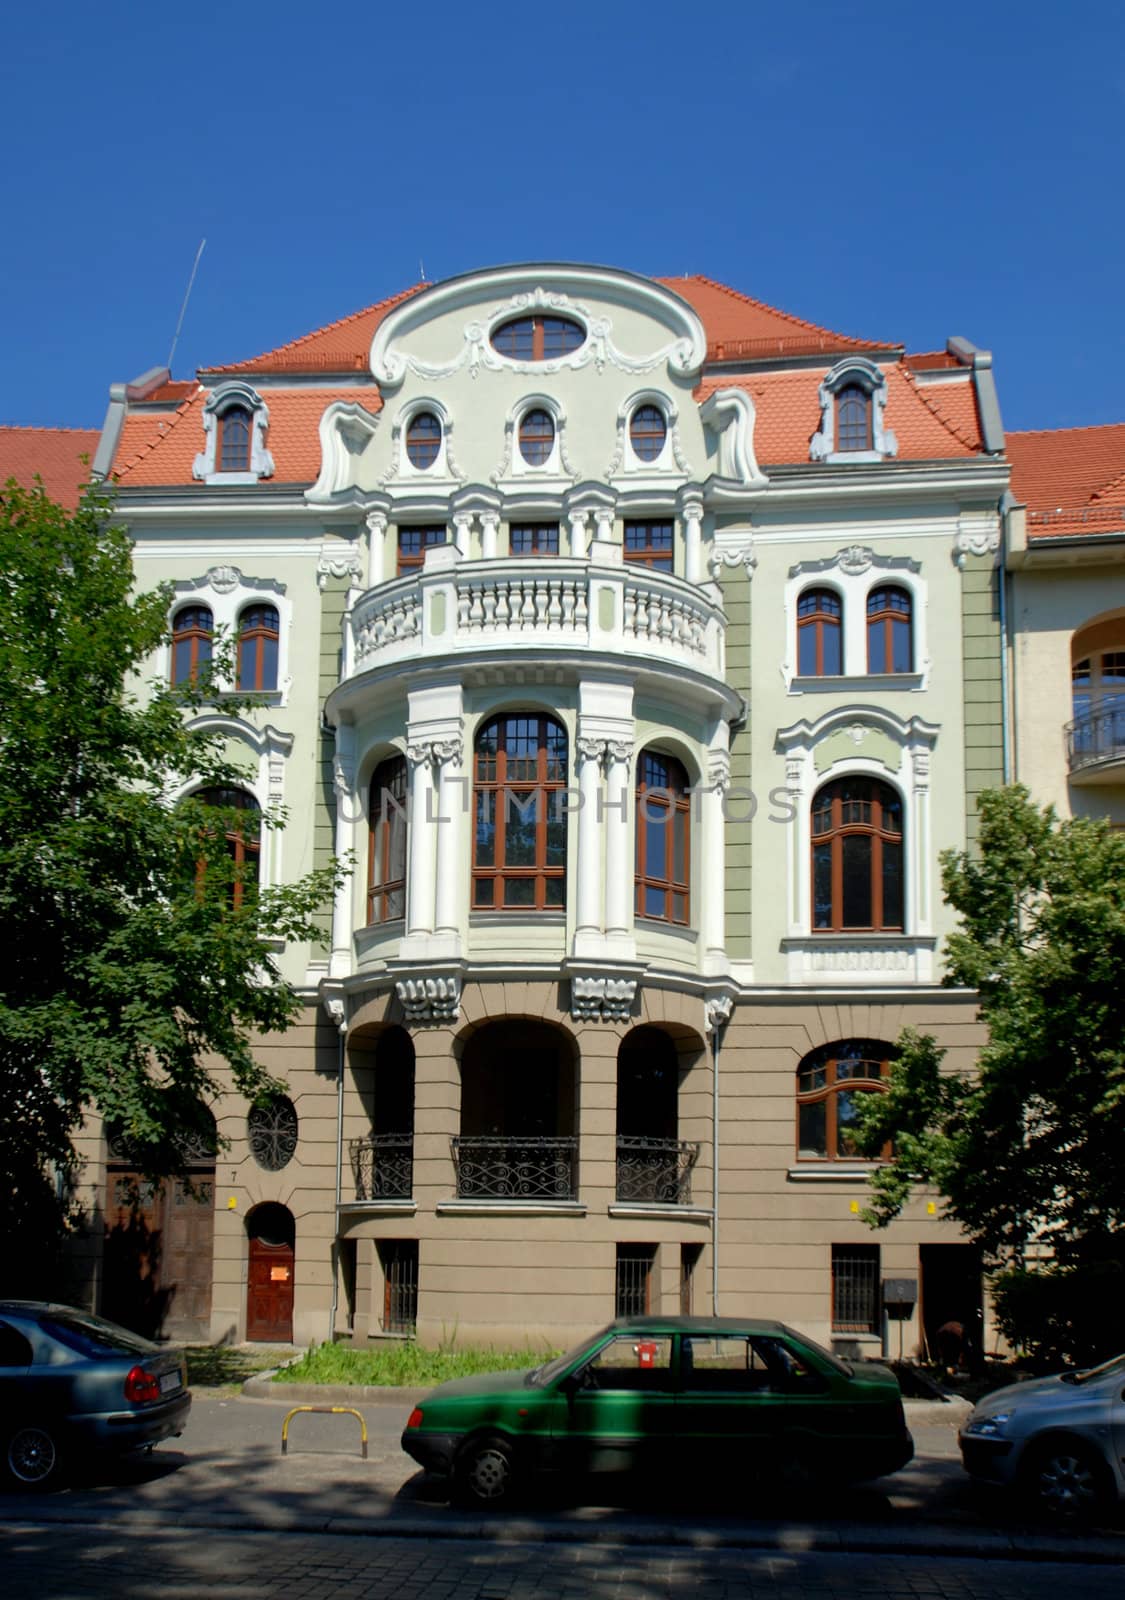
top-left (2, 1), bottom-right (1122, 435)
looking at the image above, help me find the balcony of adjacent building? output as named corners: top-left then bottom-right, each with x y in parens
top-left (1067, 648), bottom-right (1125, 784)
top-left (338, 537), bottom-right (727, 696)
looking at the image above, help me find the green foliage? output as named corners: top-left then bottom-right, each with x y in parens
top-left (273, 1339), bottom-right (560, 1387)
top-left (990, 1262), bottom-right (1125, 1368)
top-left (851, 786), bottom-right (1125, 1280)
top-left (0, 480), bottom-right (345, 1291)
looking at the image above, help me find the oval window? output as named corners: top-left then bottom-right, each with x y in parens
top-left (247, 1096), bottom-right (298, 1172)
top-left (630, 404), bottom-right (667, 463)
top-left (405, 411), bottom-right (441, 470)
top-left (491, 315), bottom-right (584, 361)
top-left (518, 408), bottom-right (556, 466)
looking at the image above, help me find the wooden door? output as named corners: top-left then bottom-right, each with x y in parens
top-left (247, 1236), bottom-right (294, 1342)
top-left (161, 1177), bottom-right (215, 1340)
top-left (103, 1169), bottom-right (215, 1340)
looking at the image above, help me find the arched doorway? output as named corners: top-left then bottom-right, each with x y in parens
top-left (616, 1027), bottom-right (697, 1204)
top-left (455, 1020), bottom-right (577, 1200)
top-left (246, 1203), bottom-right (295, 1342)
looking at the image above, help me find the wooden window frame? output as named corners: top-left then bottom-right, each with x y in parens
top-left (367, 755), bottom-right (408, 925)
top-left (471, 713), bottom-right (567, 912)
top-left (629, 404), bottom-right (667, 463)
top-left (171, 605), bottom-right (213, 686)
top-left (517, 408), bottom-right (556, 467)
top-left (623, 519), bottom-right (674, 573)
top-left (491, 315), bottom-right (584, 362)
top-left (796, 1040), bottom-right (891, 1162)
top-left (811, 777), bottom-right (904, 932)
top-left (405, 411), bottom-right (441, 470)
top-left (835, 385), bottom-right (873, 453)
top-left (509, 522), bottom-right (560, 557)
top-left (397, 526), bottom-right (447, 575)
top-left (634, 750), bottom-right (691, 925)
top-left (217, 405), bottom-right (252, 472)
top-left (797, 587), bottom-right (843, 677)
top-left (236, 604), bottom-right (280, 691)
top-left (866, 585), bottom-right (913, 674)
top-left (195, 786), bottom-right (261, 911)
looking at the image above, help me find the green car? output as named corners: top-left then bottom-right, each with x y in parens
top-left (401, 1314), bottom-right (913, 1508)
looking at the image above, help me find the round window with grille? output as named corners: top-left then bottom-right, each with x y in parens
top-left (247, 1096), bottom-right (298, 1172)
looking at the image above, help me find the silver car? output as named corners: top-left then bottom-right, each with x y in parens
top-left (959, 1352), bottom-right (1125, 1519)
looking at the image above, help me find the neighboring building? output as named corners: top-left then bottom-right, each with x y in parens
top-left (60, 264), bottom-right (1026, 1357)
top-left (0, 424), bottom-right (99, 508)
top-left (1005, 425), bottom-right (1125, 821)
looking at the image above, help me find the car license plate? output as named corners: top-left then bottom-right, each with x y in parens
top-left (160, 1371), bottom-right (182, 1395)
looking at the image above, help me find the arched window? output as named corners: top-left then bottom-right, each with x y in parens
top-left (797, 588), bottom-right (843, 676)
top-left (518, 408), bottom-right (556, 466)
top-left (368, 755), bottom-right (407, 924)
top-left (218, 405), bottom-right (252, 472)
top-left (171, 605), bottom-right (213, 686)
top-left (629, 404), bottom-right (667, 462)
top-left (472, 713), bottom-right (567, 910)
top-left (866, 586), bottom-right (913, 674)
top-left (237, 604), bottom-right (279, 691)
top-left (194, 786), bottom-right (261, 910)
top-left (635, 750), bottom-right (690, 924)
top-left (405, 410), bottom-right (442, 470)
top-left (836, 385), bottom-right (872, 453)
top-left (811, 777), bottom-right (903, 932)
top-left (797, 1039), bottom-right (892, 1160)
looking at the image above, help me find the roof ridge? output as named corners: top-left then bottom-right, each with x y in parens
top-left (205, 283), bottom-right (427, 372)
top-left (661, 273), bottom-right (897, 351)
top-left (1007, 422), bottom-right (1125, 441)
top-left (0, 423), bottom-right (99, 435)
top-left (898, 363), bottom-right (981, 452)
top-left (113, 386), bottom-right (203, 480)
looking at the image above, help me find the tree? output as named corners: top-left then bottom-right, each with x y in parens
top-left (0, 480), bottom-right (344, 1294)
top-left (851, 786), bottom-right (1125, 1362)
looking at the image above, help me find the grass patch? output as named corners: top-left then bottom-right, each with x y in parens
top-left (272, 1340), bottom-right (560, 1388)
top-left (184, 1345), bottom-right (281, 1391)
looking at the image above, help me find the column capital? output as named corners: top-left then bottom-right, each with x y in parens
top-left (605, 738), bottom-right (634, 766)
top-left (365, 509), bottom-right (389, 535)
top-left (707, 749), bottom-right (731, 791)
top-left (576, 735), bottom-right (607, 766)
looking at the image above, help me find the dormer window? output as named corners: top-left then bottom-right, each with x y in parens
top-left (193, 383), bottom-right (275, 483)
top-left (405, 411), bottom-right (442, 470)
top-left (810, 359), bottom-right (896, 464)
top-left (492, 314), bottom-right (585, 361)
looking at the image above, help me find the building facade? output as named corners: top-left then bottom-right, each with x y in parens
top-left (59, 263), bottom-right (1068, 1357)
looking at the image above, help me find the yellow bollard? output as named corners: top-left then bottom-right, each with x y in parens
top-left (280, 1404), bottom-right (368, 1460)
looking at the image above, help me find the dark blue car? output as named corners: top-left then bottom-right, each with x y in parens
top-left (0, 1301), bottom-right (191, 1487)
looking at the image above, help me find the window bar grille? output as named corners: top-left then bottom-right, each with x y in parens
top-left (832, 1248), bottom-right (880, 1334)
top-left (380, 1243), bottom-right (418, 1336)
top-left (615, 1246), bottom-right (655, 1317)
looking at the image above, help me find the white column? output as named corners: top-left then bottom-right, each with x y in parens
top-left (479, 510), bottom-right (499, 561)
top-left (365, 510), bottom-right (388, 588)
top-left (567, 509), bottom-right (589, 560)
top-left (593, 506), bottom-right (616, 550)
top-left (912, 749), bottom-right (931, 933)
top-left (329, 724), bottom-right (356, 977)
top-left (603, 739), bottom-right (634, 939)
top-left (433, 741), bottom-right (464, 938)
top-left (574, 737), bottom-right (605, 936)
top-left (700, 748), bottom-right (730, 972)
top-left (405, 742), bottom-right (436, 939)
top-left (682, 498), bottom-right (704, 585)
top-left (452, 512), bottom-right (473, 560)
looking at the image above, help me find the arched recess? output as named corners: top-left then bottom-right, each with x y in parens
top-left (348, 1024), bottom-right (416, 1202)
top-left (246, 1202), bottom-right (295, 1342)
top-left (615, 1026), bottom-right (701, 1205)
top-left (454, 1019), bottom-right (578, 1201)
top-left (102, 1106), bottom-right (217, 1342)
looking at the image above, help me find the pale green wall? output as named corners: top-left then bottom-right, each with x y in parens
top-left (960, 558), bottom-right (1004, 844)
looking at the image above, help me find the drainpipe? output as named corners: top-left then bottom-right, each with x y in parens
top-left (998, 491), bottom-right (1014, 784)
top-left (711, 1024), bottom-right (720, 1317)
top-left (324, 994), bottom-right (346, 1344)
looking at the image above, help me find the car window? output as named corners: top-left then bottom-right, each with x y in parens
top-left (0, 1322), bottom-right (33, 1367)
top-left (531, 1326), bottom-right (612, 1387)
top-left (754, 1336), bottom-right (829, 1391)
top-left (39, 1312), bottom-right (157, 1360)
top-left (682, 1335), bottom-right (773, 1392)
top-left (582, 1333), bottom-right (674, 1391)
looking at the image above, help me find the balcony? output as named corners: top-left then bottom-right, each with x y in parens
top-left (615, 1136), bottom-right (700, 1205)
top-left (449, 1135), bottom-right (578, 1202)
top-left (1067, 707), bottom-right (1125, 782)
top-left (342, 557), bottom-right (726, 686)
top-left (349, 1134), bottom-right (413, 1201)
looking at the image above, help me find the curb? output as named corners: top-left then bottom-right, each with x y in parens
top-left (0, 1506), bottom-right (1121, 1564)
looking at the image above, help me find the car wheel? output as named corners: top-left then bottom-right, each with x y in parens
top-left (452, 1435), bottom-right (517, 1509)
top-left (1022, 1439), bottom-right (1112, 1522)
top-left (6, 1424), bottom-right (63, 1489)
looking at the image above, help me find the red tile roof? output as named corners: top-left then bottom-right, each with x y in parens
top-left (658, 275), bottom-right (898, 361)
top-left (204, 285), bottom-right (427, 375)
top-left (1007, 425), bottom-right (1125, 538)
top-left (0, 425), bottom-right (100, 509)
top-left (904, 351), bottom-right (963, 372)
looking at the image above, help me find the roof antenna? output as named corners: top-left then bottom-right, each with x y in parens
top-left (167, 238), bottom-right (207, 372)
top-left (419, 257), bottom-right (427, 283)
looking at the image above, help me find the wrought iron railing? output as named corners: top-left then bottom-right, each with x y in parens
top-left (615, 1136), bottom-right (700, 1205)
top-left (450, 1135), bottom-right (578, 1201)
top-left (349, 1134), bottom-right (413, 1201)
top-left (1066, 707), bottom-right (1125, 772)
